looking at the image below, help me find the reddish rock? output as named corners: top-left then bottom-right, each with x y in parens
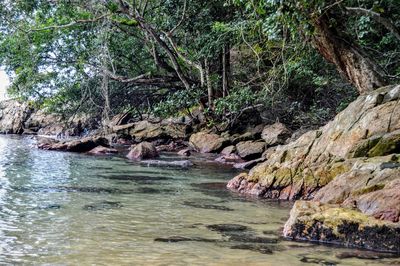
top-left (38, 136), bottom-right (109, 153)
top-left (215, 154), bottom-right (244, 165)
top-left (127, 142), bottom-right (159, 160)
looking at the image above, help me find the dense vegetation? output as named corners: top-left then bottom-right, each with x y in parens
top-left (0, 0), bottom-right (399, 129)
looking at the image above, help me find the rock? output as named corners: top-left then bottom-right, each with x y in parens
top-left (127, 142), bottom-right (159, 160)
top-left (232, 158), bottom-right (266, 170)
top-left (206, 224), bottom-right (249, 233)
top-left (38, 136), bottom-right (109, 153)
top-left (221, 145), bottom-right (236, 156)
top-left (215, 154), bottom-right (244, 165)
top-left (178, 148), bottom-right (191, 156)
top-left (228, 85), bottom-right (400, 203)
top-left (189, 131), bottom-right (229, 153)
top-left (236, 141), bottom-right (266, 160)
top-left (87, 146), bottom-right (118, 155)
top-left (261, 122), bottom-right (291, 146)
top-left (109, 112), bottom-right (133, 126)
top-left (0, 100), bottom-right (31, 134)
top-left (140, 160), bottom-right (193, 168)
top-left (283, 201), bottom-right (400, 253)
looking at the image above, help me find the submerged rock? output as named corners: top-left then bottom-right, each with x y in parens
top-left (177, 148), bottom-right (191, 156)
top-left (154, 236), bottom-right (218, 243)
top-left (83, 201), bottom-right (123, 211)
top-left (183, 201), bottom-right (234, 211)
top-left (140, 160), bottom-right (193, 168)
top-left (215, 154), bottom-right (244, 165)
top-left (230, 244), bottom-right (274, 254)
top-left (87, 145), bottom-right (118, 155)
top-left (206, 224), bottom-right (249, 233)
top-left (283, 201), bottom-right (400, 253)
top-left (126, 142), bottom-right (159, 160)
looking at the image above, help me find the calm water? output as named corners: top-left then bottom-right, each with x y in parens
top-left (0, 135), bottom-right (398, 265)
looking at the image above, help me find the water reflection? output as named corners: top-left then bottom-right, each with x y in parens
top-left (0, 135), bottom-right (398, 265)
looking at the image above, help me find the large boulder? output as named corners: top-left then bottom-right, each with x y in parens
top-left (283, 201), bottom-right (400, 253)
top-left (261, 122), bottom-right (291, 146)
top-left (127, 142), bottom-right (159, 160)
top-left (236, 141), bottom-right (266, 160)
top-left (189, 131), bottom-right (229, 153)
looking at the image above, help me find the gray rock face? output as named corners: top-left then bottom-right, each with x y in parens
top-left (0, 100), bottom-right (31, 134)
top-left (261, 122), bottom-right (291, 146)
top-left (0, 100), bottom-right (96, 136)
top-left (127, 142), bottom-right (159, 160)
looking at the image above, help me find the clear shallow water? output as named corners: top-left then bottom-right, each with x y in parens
top-left (0, 135), bottom-right (398, 265)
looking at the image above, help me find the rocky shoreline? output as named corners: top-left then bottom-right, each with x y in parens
top-left (1, 85), bottom-right (399, 253)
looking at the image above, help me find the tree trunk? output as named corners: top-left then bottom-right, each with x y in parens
top-left (312, 15), bottom-right (387, 94)
top-left (205, 59), bottom-right (213, 109)
top-left (222, 44), bottom-right (230, 97)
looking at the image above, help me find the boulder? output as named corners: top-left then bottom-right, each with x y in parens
top-left (236, 141), bottom-right (266, 160)
top-left (113, 120), bottom-right (190, 142)
top-left (87, 146), bottom-right (118, 155)
top-left (228, 85), bottom-right (400, 202)
top-left (283, 201), bottom-right (400, 253)
top-left (189, 131), bottom-right (229, 153)
top-left (261, 122), bottom-right (291, 146)
top-left (215, 154), bottom-right (244, 165)
top-left (221, 145), bottom-right (236, 156)
top-left (227, 84), bottom-right (400, 252)
top-left (127, 142), bottom-right (159, 160)
top-left (38, 136), bottom-right (109, 153)
top-left (0, 100), bottom-right (31, 134)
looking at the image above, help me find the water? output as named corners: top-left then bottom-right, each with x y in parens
top-left (0, 135), bottom-right (398, 265)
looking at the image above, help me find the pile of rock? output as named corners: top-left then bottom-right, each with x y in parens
top-left (227, 85), bottom-right (400, 252)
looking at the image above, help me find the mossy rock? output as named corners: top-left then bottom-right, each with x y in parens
top-left (351, 184), bottom-right (385, 196)
top-left (368, 134), bottom-right (400, 157)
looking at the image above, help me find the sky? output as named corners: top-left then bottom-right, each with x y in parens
top-left (0, 70), bottom-right (10, 101)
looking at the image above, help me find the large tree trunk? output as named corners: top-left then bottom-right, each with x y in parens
top-left (312, 15), bottom-right (387, 94)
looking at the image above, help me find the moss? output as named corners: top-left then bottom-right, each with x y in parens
top-left (368, 134), bottom-right (400, 157)
top-left (351, 184), bottom-right (385, 196)
top-left (351, 137), bottom-right (382, 158)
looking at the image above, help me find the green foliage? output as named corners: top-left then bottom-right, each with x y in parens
top-left (153, 89), bottom-right (203, 118)
top-left (214, 87), bottom-right (258, 116)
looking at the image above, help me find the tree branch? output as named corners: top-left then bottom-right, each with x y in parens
top-left (30, 14), bottom-right (109, 31)
top-left (346, 7), bottom-right (400, 42)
